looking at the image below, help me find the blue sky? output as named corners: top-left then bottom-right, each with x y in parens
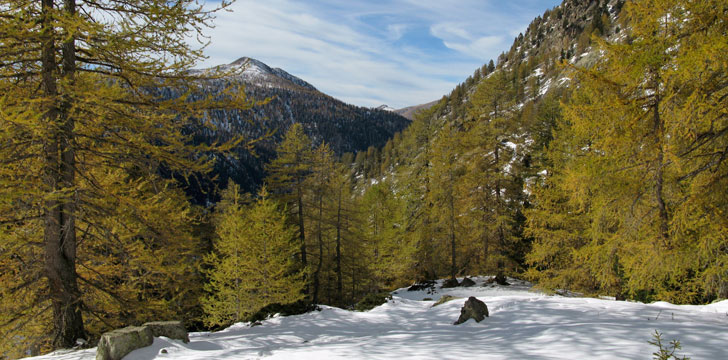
top-left (199, 0), bottom-right (562, 108)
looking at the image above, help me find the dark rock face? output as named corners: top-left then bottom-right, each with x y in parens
top-left (441, 278), bottom-right (459, 288)
top-left (454, 297), bottom-right (489, 325)
top-left (96, 326), bottom-right (153, 360)
top-left (460, 277), bottom-right (476, 287)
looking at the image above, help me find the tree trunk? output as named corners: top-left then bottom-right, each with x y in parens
top-left (335, 185), bottom-right (343, 304)
top-left (42, 0), bottom-right (85, 348)
top-left (652, 92), bottom-right (670, 246)
top-left (312, 192), bottom-right (323, 304)
top-left (296, 182), bottom-right (308, 297)
top-left (449, 190), bottom-right (456, 280)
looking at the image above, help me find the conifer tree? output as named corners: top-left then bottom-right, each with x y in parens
top-left (527, 0), bottom-right (728, 302)
top-left (202, 184), bottom-right (304, 327)
top-left (306, 142), bottom-right (335, 304)
top-left (265, 123), bottom-right (314, 295)
top-left (0, 0), bottom-right (252, 352)
top-left (429, 122), bottom-right (464, 280)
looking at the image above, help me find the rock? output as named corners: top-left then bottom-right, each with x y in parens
top-left (161, 349), bottom-right (168, 354)
top-left (484, 274), bottom-right (510, 286)
top-left (422, 297), bottom-right (433, 301)
top-left (354, 292), bottom-right (392, 311)
top-left (494, 273), bottom-right (510, 286)
top-left (251, 321), bottom-right (263, 327)
top-left (460, 277), bottom-right (476, 287)
top-left (454, 297), bottom-right (489, 325)
top-left (432, 295), bottom-right (458, 307)
top-left (441, 278), bottom-right (459, 288)
top-left (142, 321), bottom-right (189, 343)
top-left (96, 326), bottom-right (153, 360)
top-left (408, 280), bottom-right (436, 292)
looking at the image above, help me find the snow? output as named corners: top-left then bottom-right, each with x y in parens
top-left (538, 78), bottom-right (552, 97)
top-left (32, 277), bottom-right (728, 360)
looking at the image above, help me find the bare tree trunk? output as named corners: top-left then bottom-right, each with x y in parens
top-left (42, 0), bottom-right (85, 348)
top-left (312, 192), bottom-right (323, 304)
top-left (335, 185), bottom-right (343, 304)
top-left (296, 182), bottom-right (308, 297)
top-left (449, 191), bottom-right (456, 280)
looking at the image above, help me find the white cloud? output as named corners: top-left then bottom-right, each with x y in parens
top-left (195, 0), bottom-right (560, 108)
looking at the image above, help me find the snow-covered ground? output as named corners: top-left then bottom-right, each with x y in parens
top-left (35, 277), bottom-right (728, 360)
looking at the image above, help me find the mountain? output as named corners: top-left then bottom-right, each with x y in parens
top-left (346, 0), bottom-right (631, 281)
top-left (185, 57), bottom-right (411, 203)
top-left (394, 100), bottom-right (439, 120)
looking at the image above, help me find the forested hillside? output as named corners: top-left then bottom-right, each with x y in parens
top-left (348, 0), bottom-right (727, 304)
top-left (184, 57), bottom-right (411, 202)
top-left (1, 0), bottom-right (725, 358)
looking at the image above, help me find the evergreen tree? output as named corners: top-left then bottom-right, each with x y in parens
top-left (0, 0), bottom-right (251, 352)
top-left (265, 123), bottom-right (314, 297)
top-left (306, 142), bottom-right (335, 304)
top-left (202, 184), bottom-right (304, 327)
top-left (527, 0), bottom-right (728, 302)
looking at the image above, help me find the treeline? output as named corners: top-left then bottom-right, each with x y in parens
top-left (183, 80), bottom-right (411, 203)
top-left (344, 0), bottom-right (727, 305)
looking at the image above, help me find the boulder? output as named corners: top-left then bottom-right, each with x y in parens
top-left (441, 278), bottom-right (459, 288)
top-left (142, 321), bottom-right (189, 343)
top-left (460, 277), bottom-right (476, 287)
top-left (96, 326), bottom-right (153, 360)
top-left (484, 274), bottom-right (510, 286)
top-left (454, 296), bottom-right (489, 325)
top-left (494, 273), bottom-right (510, 286)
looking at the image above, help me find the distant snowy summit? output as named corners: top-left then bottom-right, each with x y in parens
top-left (193, 57), bottom-right (318, 91)
top-left (376, 104), bottom-right (397, 112)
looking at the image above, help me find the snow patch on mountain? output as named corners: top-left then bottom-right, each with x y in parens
top-left (193, 57), bottom-right (317, 91)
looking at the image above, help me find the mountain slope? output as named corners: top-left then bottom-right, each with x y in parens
top-left (186, 57), bottom-right (410, 202)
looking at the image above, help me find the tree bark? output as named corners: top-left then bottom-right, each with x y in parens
top-left (335, 184), bottom-right (343, 304)
top-left (296, 181), bottom-right (308, 297)
top-left (42, 0), bottom-right (85, 348)
top-left (312, 191), bottom-right (323, 304)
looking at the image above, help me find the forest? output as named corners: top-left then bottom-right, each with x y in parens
top-left (0, 0), bottom-right (726, 358)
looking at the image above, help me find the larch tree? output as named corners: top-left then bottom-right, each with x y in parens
top-left (202, 184), bottom-right (304, 327)
top-left (526, 0), bottom-right (727, 303)
top-left (265, 123), bottom-right (314, 297)
top-left (306, 142), bottom-right (335, 304)
top-left (0, 0), bottom-right (254, 353)
top-left (429, 122), bottom-right (464, 280)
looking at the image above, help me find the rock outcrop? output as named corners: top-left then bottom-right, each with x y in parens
top-left (96, 326), bottom-right (153, 360)
top-left (454, 297), bottom-right (489, 325)
top-left (143, 321), bottom-right (189, 343)
top-left (96, 321), bottom-right (189, 360)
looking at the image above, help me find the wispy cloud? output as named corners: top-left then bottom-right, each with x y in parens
top-left (197, 0), bottom-right (561, 108)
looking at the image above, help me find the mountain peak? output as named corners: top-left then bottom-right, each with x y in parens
top-left (201, 57), bottom-right (318, 91)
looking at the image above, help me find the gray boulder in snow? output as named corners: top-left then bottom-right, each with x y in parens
top-left (96, 326), bottom-right (153, 360)
top-left (143, 321), bottom-right (189, 343)
top-left (460, 277), bottom-right (476, 287)
top-left (441, 278), bottom-right (459, 288)
top-left (454, 297), bottom-right (489, 325)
